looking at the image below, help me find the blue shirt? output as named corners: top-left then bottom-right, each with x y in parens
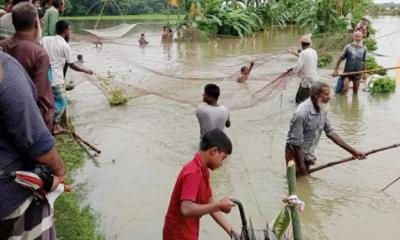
top-left (0, 52), bottom-right (55, 220)
top-left (342, 43), bottom-right (368, 73)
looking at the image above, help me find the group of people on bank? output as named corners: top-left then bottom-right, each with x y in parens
top-left (0, 1), bottom-right (93, 239)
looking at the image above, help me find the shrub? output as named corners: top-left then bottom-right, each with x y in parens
top-left (370, 76), bottom-right (396, 94)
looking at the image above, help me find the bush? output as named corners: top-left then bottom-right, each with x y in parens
top-left (317, 54), bottom-right (333, 68)
top-left (370, 76), bottom-right (396, 94)
top-left (364, 38), bottom-right (377, 51)
top-left (107, 88), bottom-right (129, 106)
top-left (366, 56), bottom-right (386, 75)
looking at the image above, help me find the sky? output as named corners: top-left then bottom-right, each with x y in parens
top-left (374, 0), bottom-right (400, 3)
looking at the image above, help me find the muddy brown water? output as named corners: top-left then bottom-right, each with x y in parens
top-left (67, 16), bottom-right (400, 240)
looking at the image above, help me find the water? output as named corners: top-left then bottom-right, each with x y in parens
top-left (66, 17), bottom-right (400, 239)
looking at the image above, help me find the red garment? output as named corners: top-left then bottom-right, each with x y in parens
top-left (0, 32), bottom-right (54, 131)
top-left (163, 153), bottom-right (212, 240)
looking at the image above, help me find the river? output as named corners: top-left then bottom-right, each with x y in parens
top-left (67, 16), bottom-right (400, 240)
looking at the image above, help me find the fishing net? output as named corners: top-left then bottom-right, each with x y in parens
top-left (83, 23), bottom-right (138, 39)
top-left (82, 69), bottom-right (292, 111)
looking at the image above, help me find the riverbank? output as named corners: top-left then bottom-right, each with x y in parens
top-left (54, 134), bottom-right (102, 239)
top-left (62, 14), bottom-right (178, 21)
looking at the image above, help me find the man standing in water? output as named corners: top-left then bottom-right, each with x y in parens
top-left (138, 33), bottom-right (149, 46)
top-left (163, 129), bottom-right (237, 239)
top-left (285, 81), bottom-right (366, 176)
top-left (196, 84), bottom-right (230, 138)
top-left (288, 35), bottom-right (318, 104)
top-left (332, 31), bottom-right (367, 95)
top-left (237, 61), bottom-right (254, 83)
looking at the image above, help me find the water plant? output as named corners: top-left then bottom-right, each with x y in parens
top-left (317, 54), bottom-right (333, 68)
top-left (366, 56), bottom-right (387, 75)
top-left (364, 38), bottom-right (378, 51)
top-left (370, 76), bottom-right (396, 94)
top-left (107, 88), bottom-right (129, 106)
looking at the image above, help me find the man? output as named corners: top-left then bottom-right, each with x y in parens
top-left (196, 84), bottom-right (230, 138)
top-left (288, 35), bottom-right (318, 104)
top-left (161, 26), bottom-right (169, 43)
top-left (0, 0), bottom-right (28, 40)
top-left (41, 20), bottom-right (93, 134)
top-left (138, 33), bottom-right (149, 46)
top-left (163, 129), bottom-right (237, 240)
top-left (42, 0), bottom-right (64, 37)
top-left (285, 81), bottom-right (365, 176)
top-left (0, 50), bottom-right (65, 239)
top-left (0, 1), bottom-right (54, 131)
top-left (332, 31), bottom-right (367, 95)
top-left (237, 61), bottom-right (254, 83)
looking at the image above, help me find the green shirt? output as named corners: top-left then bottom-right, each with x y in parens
top-left (42, 6), bottom-right (59, 37)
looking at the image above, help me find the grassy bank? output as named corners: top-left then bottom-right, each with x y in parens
top-left (62, 14), bottom-right (178, 21)
top-left (54, 134), bottom-right (103, 240)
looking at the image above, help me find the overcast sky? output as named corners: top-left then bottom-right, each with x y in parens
top-left (374, 0), bottom-right (400, 3)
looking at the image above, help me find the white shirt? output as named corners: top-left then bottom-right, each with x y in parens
top-left (41, 35), bottom-right (73, 86)
top-left (195, 104), bottom-right (230, 138)
top-left (292, 48), bottom-right (318, 88)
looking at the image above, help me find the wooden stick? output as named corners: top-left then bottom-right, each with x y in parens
top-left (71, 131), bottom-right (101, 154)
top-left (63, 130), bottom-right (101, 154)
top-left (338, 66), bottom-right (400, 76)
top-left (308, 143), bottom-right (400, 174)
top-left (380, 176), bottom-right (400, 192)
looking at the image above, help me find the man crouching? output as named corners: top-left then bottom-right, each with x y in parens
top-left (285, 81), bottom-right (365, 176)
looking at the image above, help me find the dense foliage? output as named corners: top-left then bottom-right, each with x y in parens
top-left (179, 0), bottom-right (375, 37)
top-left (370, 76), bottom-right (396, 94)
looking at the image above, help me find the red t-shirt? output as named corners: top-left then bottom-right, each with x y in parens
top-left (163, 153), bottom-right (212, 240)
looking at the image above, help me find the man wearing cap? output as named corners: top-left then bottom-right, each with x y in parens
top-left (288, 35), bottom-right (318, 104)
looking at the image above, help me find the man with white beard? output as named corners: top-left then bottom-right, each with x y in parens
top-left (332, 31), bottom-right (368, 94)
top-left (285, 81), bottom-right (366, 176)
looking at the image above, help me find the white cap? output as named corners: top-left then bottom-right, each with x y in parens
top-left (300, 35), bottom-right (312, 44)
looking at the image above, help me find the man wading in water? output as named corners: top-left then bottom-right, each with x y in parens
top-left (237, 61), bottom-right (254, 83)
top-left (332, 31), bottom-right (367, 95)
top-left (196, 84), bottom-right (231, 138)
top-left (285, 81), bottom-right (366, 176)
top-left (163, 129), bottom-right (238, 239)
top-left (288, 35), bottom-right (318, 104)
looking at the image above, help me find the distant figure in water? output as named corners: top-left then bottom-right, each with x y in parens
top-left (161, 26), bottom-right (169, 43)
top-left (93, 37), bottom-right (103, 48)
top-left (168, 28), bottom-right (174, 41)
top-left (237, 61), bottom-right (254, 83)
top-left (76, 54), bottom-right (84, 65)
top-left (138, 33), bottom-right (149, 46)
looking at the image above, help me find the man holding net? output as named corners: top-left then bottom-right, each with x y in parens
top-left (288, 35), bottom-right (318, 104)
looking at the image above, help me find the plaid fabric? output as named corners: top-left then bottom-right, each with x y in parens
top-left (0, 196), bottom-right (57, 240)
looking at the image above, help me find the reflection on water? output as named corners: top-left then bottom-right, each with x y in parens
top-left (67, 17), bottom-right (400, 240)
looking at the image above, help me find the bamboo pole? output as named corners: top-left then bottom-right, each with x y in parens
top-left (380, 176), bottom-right (400, 192)
top-left (63, 130), bottom-right (102, 154)
top-left (287, 160), bottom-right (302, 240)
top-left (308, 143), bottom-right (400, 174)
top-left (337, 66), bottom-right (400, 77)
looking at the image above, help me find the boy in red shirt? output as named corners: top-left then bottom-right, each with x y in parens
top-left (163, 129), bottom-right (237, 240)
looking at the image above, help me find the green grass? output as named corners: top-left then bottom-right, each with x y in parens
top-left (108, 88), bottom-right (130, 106)
top-left (54, 134), bottom-right (103, 240)
top-left (62, 14), bottom-right (178, 21)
